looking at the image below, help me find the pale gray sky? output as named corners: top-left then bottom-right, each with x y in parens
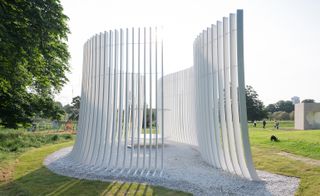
top-left (56, 0), bottom-right (320, 106)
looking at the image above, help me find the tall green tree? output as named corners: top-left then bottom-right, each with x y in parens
top-left (0, 0), bottom-right (70, 128)
top-left (245, 85), bottom-right (267, 121)
top-left (275, 100), bottom-right (294, 113)
top-left (266, 104), bottom-right (277, 113)
top-left (67, 96), bottom-right (80, 121)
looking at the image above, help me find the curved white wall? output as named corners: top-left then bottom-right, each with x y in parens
top-left (162, 67), bottom-right (198, 146)
top-left (69, 27), bottom-right (164, 176)
top-left (69, 10), bottom-right (258, 180)
top-left (163, 10), bottom-right (258, 180)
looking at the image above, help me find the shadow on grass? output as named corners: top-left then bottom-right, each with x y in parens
top-left (0, 166), bottom-right (189, 196)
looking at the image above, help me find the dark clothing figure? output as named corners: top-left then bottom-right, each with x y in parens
top-left (253, 120), bottom-right (257, 127)
top-left (262, 120), bottom-right (266, 129)
top-left (275, 121), bottom-right (279, 130)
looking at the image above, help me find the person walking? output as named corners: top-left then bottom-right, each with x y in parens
top-left (263, 120), bottom-right (266, 129)
top-left (274, 121), bottom-right (280, 130)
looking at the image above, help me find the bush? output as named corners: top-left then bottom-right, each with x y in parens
top-left (63, 134), bottom-right (72, 140)
top-left (289, 111), bottom-right (294, 120)
top-left (0, 130), bottom-right (73, 153)
top-left (271, 111), bottom-right (290, 120)
top-left (51, 135), bottom-right (59, 141)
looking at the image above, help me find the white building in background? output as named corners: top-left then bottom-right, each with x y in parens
top-left (67, 10), bottom-right (259, 181)
top-left (291, 96), bottom-right (300, 104)
top-left (295, 103), bottom-right (320, 130)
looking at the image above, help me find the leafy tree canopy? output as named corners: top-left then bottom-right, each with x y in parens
top-left (302, 99), bottom-right (315, 103)
top-left (271, 111), bottom-right (291, 121)
top-left (266, 100), bottom-right (294, 113)
top-left (66, 96), bottom-right (80, 121)
top-left (245, 85), bottom-right (267, 121)
top-left (266, 104), bottom-right (277, 113)
top-left (275, 100), bottom-right (294, 113)
top-left (0, 0), bottom-right (70, 128)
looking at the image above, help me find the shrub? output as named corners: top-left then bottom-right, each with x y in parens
top-left (289, 111), bottom-right (294, 120)
top-left (63, 134), bottom-right (72, 139)
top-left (0, 130), bottom-right (73, 153)
top-left (271, 111), bottom-right (290, 120)
top-left (51, 135), bottom-right (59, 141)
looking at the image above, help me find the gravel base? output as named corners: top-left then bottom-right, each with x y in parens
top-left (44, 141), bottom-right (299, 196)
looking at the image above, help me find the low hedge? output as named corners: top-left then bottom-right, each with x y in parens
top-left (0, 130), bottom-right (74, 153)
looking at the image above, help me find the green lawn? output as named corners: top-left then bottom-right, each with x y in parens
top-left (249, 121), bottom-right (320, 195)
top-left (0, 141), bottom-right (189, 195)
top-left (248, 120), bottom-right (294, 129)
top-left (1, 121), bottom-right (320, 195)
top-left (141, 128), bottom-right (158, 134)
top-left (249, 121), bottom-right (320, 159)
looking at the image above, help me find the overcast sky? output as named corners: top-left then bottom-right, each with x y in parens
top-left (56, 0), bottom-right (320, 106)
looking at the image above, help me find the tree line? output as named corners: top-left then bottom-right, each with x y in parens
top-left (246, 85), bottom-right (315, 121)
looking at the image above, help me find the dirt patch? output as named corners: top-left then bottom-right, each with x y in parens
top-left (0, 162), bottom-right (15, 183)
top-left (277, 152), bottom-right (320, 166)
top-left (45, 130), bottom-right (77, 135)
top-left (0, 159), bottom-right (19, 182)
top-left (0, 168), bottom-right (12, 182)
top-left (32, 130), bottom-right (77, 135)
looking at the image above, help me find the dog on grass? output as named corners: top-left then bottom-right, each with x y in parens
top-left (270, 135), bottom-right (279, 142)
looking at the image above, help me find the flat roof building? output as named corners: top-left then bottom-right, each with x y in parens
top-left (295, 103), bottom-right (320, 130)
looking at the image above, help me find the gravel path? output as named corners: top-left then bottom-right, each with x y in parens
top-left (44, 141), bottom-right (299, 195)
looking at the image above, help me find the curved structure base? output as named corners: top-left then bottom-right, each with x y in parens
top-left (44, 142), bottom-right (299, 196)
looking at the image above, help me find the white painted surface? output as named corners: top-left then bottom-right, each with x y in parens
top-left (69, 10), bottom-right (258, 180)
top-left (295, 103), bottom-right (320, 130)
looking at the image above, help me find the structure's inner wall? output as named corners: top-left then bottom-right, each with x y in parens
top-left (69, 27), bottom-right (164, 175)
top-left (162, 67), bottom-right (198, 146)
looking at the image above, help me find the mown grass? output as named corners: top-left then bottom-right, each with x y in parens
top-left (0, 140), bottom-right (189, 195)
top-left (249, 121), bottom-right (320, 160)
top-left (249, 121), bottom-right (320, 195)
top-left (0, 129), bottom-right (75, 186)
top-left (141, 128), bottom-right (158, 134)
top-left (251, 146), bottom-right (320, 196)
top-left (1, 121), bottom-right (320, 195)
top-left (248, 120), bottom-right (294, 129)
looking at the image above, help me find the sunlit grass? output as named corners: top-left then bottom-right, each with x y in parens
top-left (249, 121), bottom-right (320, 195)
top-left (0, 141), bottom-right (189, 195)
top-left (1, 121), bottom-right (320, 195)
top-left (249, 122), bottom-right (320, 159)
